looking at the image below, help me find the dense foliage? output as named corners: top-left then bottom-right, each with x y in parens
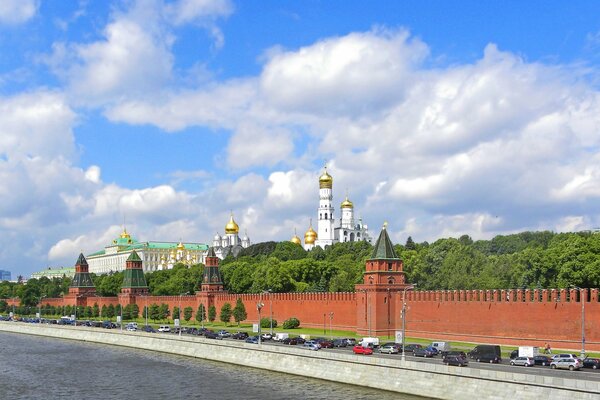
top-left (2, 231), bottom-right (600, 307)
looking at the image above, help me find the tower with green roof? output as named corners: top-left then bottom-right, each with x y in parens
top-left (120, 251), bottom-right (149, 295)
top-left (355, 223), bottom-right (408, 336)
top-left (68, 253), bottom-right (96, 297)
top-left (200, 247), bottom-right (224, 292)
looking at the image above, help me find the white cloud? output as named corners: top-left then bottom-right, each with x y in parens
top-left (0, 0), bottom-right (38, 25)
top-left (164, 0), bottom-right (233, 25)
top-left (227, 124), bottom-right (294, 169)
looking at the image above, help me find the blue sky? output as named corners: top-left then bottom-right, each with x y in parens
top-left (2, 0), bottom-right (600, 278)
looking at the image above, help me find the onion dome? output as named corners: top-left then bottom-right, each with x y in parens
top-left (177, 241), bottom-right (185, 250)
top-left (341, 195), bottom-right (354, 209)
top-left (214, 233), bottom-right (221, 241)
top-left (319, 168), bottom-right (333, 189)
top-left (120, 228), bottom-right (131, 239)
top-left (225, 213), bottom-right (240, 234)
top-left (242, 230), bottom-right (249, 241)
top-left (304, 222), bottom-right (317, 245)
top-left (291, 228), bottom-right (302, 245)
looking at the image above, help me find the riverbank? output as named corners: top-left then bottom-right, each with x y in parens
top-left (1, 323), bottom-right (598, 399)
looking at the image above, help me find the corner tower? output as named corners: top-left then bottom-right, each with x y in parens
top-left (120, 251), bottom-right (149, 295)
top-left (315, 167), bottom-right (335, 248)
top-left (355, 223), bottom-right (407, 336)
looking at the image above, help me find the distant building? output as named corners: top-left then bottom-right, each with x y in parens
top-left (31, 267), bottom-right (75, 280)
top-left (0, 270), bottom-right (11, 281)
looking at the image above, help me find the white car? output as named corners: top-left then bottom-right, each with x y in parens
top-left (510, 356), bottom-right (534, 367)
top-left (158, 325), bottom-right (171, 332)
top-left (126, 326), bottom-right (137, 331)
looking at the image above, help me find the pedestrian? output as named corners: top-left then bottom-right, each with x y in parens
top-left (544, 343), bottom-right (551, 354)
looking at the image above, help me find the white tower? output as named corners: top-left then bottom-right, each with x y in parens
top-left (340, 193), bottom-right (354, 229)
top-left (315, 167), bottom-right (336, 248)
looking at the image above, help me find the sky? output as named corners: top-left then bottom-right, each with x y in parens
top-left (2, 0), bottom-right (600, 278)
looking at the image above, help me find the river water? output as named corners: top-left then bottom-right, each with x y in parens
top-left (0, 332), bottom-right (424, 400)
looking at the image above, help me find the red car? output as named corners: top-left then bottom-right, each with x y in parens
top-left (353, 345), bottom-right (373, 355)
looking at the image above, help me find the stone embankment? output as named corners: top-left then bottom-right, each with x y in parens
top-left (1, 323), bottom-right (599, 399)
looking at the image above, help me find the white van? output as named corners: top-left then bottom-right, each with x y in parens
top-left (158, 325), bottom-right (170, 332)
top-left (360, 337), bottom-right (380, 348)
top-left (126, 322), bottom-right (138, 331)
top-left (431, 341), bottom-right (451, 354)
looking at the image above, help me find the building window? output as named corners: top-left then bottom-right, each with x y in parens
top-left (388, 262), bottom-right (393, 271)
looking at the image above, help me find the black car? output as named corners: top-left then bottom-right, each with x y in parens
top-left (510, 349), bottom-right (519, 359)
top-left (413, 347), bottom-right (436, 357)
top-left (404, 344), bottom-right (423, 354)
top-left (533, 355), bottom-right (553, 366)
top-left (445, 351), bottom-right (467, 358)
top-left (204, 331), bottom-right (222, 339)
top-left (474, 353), bottom-right (501, 363)
top-left (332, 339), bottom-right (347, 348)
top-left (142, 325), bottom-right (156, 333)
top-left (295, 337), bottom-right (306, 345)
top-left (583, 357), bottom-right (600, 369)
top-left (282, 337), bottom-right (298, 345)
top-left (443, 355), bottom-right (468, 367)
top-left (232, 332), bottom-right (249, 340)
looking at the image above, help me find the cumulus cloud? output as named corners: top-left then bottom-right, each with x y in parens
top-left (0, 0), bottom-right (38, 25)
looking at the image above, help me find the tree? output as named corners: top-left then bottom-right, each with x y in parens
top-left (173, 306), bottom-right (181, 320)
top-left (131, 304), bottom-right (139, 319)
top-left (149, 303), bottom-right (160, 322)
top-left (158, 303), bottom-right (169, 321)
top-left (282, 317), bottom-right (300, 329)
top-left (208, 305), bottom-right (216, 322)
top-left (84, 306), bottom-right (92, 318)
top-left (184, 306), bottom-right (193, 322)
top-left (107, 304), bottom-right (115, 319)
top-left (260, 317), bottom-right (277, 328)
top-left (232, 298), bottom-right (247, 326)
top-left (219, 303), bottom-right (232, 325)
top-left (93, 303), bottom-right (100, 318)
top-left (196, 304), bottom-right (206, 324)
top-left (405, 236), bottom-right (416, 250)
top-left (101, 305), bottom-right (107, 318)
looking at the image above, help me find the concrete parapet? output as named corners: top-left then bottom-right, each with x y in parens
top-left (1, 323), bottom-right (599, 400)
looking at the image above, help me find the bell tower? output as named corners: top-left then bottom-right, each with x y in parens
top-left (355, 223), bottom-right (407, 336)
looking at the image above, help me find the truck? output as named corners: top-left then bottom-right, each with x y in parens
top-left (431, 341), bottom-right (451, 355)
top-left (274, 333), bottom-right (289, 341)
top-left (359, 337), bottom-right (380, 348)
top-left (518, 346), bottom-right (539, 358)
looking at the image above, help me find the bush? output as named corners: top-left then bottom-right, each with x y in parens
top-left (282, 317), bottom-right (300, 329)
top-left (260, 317), bottom-right (277, 328)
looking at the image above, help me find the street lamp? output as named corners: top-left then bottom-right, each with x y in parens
top-left (323, 313), bottom-right (326, 334)
top-left (38, 295), bottom-right (47, 322)
top-left (401, 284), bottom-right (417, 361)
top-left (571, 285), bottom-right (586, 358)
top-left (329, 312), bottom-right (334, 337)
top-left (178, 292), bottom-right (189, 338)
top-left (263, 289), bottom-right (273, 335)
top-left (257, 294), bottom-right (264, 345)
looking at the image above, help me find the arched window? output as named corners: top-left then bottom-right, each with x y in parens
top-left (325, 213), bottom-right (328, 220)
top-left (388, 276), bottom-right (395, 284)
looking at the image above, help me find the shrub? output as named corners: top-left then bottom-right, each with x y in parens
top-left (282, 317), bottom-right (300, 329)
top-left (260, 317), bottom-right (277, 328)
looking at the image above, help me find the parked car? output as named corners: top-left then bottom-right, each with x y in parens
top-left (582, 357), bottom-right (600, 369)
top-left (245, 336), bottom-right (259, 344)
top-left (295, 337), bottom-right (306, 345)
top-left (379, 343), bottom-right (400, 354)
top-left (550, 358), bottom-right (582, 371)
top-left (533, 355), bottom-right (553, 366)
top-left (445, 351), bottom-right (467, 358)
top-left (282, 337), bottom-right (298, 345)
top-left (304, 340), bottom-right (321, 349)
top-left (142, 325), bottom-right (156, 333)
top-left (158, 325), bottom-right (171, 332)
top-left (443, 355), bottom-right (469, 367)
top-left (261, 333), bottom-right (273, 341)
top-left (205, 331), bottom-right (221, 339)
top-left (103, 321), bottom-right (116, 329)
top-left (510, 349), bottom-right (519, 359)
top-left (552, 353), bottom-right (580, 361)
top-left (474, 353), bottom-right (501, 363)
top-left (353, 345), bottom-right (373, 355)
top-left (303, 342), bottom-right (320, 351)
top-left (315, 338), bottom-right (333, 348)
top-left (217, 330), bottom-right (231, 338)
top-left (344, 338), bottom-right (357, 346)
top-left (332, 339), bottom-right (347, 348)
top-left (404, 344), bottom-right (423, 354)
top-left (413, 347), bottom-right (436, 358)
top-left (232, 332), bottom-right (249, 340)
top-left (510, 357), bottom-right (535, 367)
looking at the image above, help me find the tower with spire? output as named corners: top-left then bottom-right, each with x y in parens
top-left (120, 251), bottom-right (149, 295)
top-left (68, 253), bottom-right (96, 297)
top-left (201, 247), bottom-right (225, 292)
top-left (315, 167), bottom-right (335, 247)
top-left (355, 223), bottom-right (407, 336)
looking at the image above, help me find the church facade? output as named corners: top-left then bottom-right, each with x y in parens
top-left (301, 168), bottom-right (372, 250)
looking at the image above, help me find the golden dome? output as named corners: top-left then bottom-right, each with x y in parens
top-left (319, 168), bottom-right (333, 189)
top-left (304, 224), bottom-right (317, 245)
top-left (120, 228), bottom-right (131, 239)
top-left (177, 241), bottom-right (185, 250)
top-left (225, 213), bottom-right (240, 234)
top-left (290, 228), bottom-right (302, 245)
top-left (341, 195), bottom-right (354, 209)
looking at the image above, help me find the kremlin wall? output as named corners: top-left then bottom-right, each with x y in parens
top-left (6, 169), bottom-right (600, 352)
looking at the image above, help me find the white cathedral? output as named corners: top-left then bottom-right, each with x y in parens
top-left (291, 168), bottom-right (372, 250)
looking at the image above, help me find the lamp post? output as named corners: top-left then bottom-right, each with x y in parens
top-left (323, 313), bottom-right (326, 334)
top-left (38, 295), bottom-right (47, 322)
top-left (401, 284), bottom-right (417, 361)
top-left (263, 289), bottom-right (273, 335)
top-left (257, 294), bottom-right (264, 345)
top-left (329, 312), bottom-right (334, 337)
top-left (571, 285), bottom-right (586, 358)
top-left (178, 292), bottom-right (189, 337)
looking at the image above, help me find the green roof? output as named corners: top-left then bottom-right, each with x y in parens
top-left (370, 226), bottom-right (399, 260)
top-left (127, 250), bottom-right (142, 262)
top-left (76, 253), bottom-right (88, 266)
top-left (70, 271), bottom-right (95, 288)
top-left (122, 268), bottom-right (148, 288)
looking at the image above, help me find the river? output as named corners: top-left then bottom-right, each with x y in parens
top-left (0, 331), bottom-right (425, 400)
